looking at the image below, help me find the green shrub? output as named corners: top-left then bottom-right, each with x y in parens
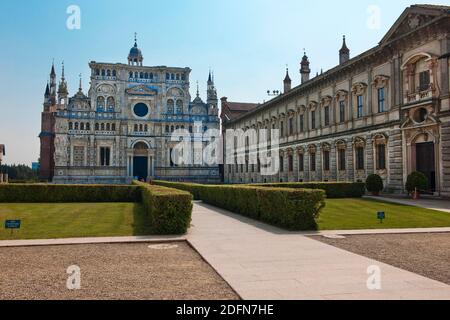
top-left (251, 182), bottom-right (365, 198)
top-left (153, 181), bottom-right (204, 200)
top-left (365, 174), bottom-right (384, 194)
top-left (153, 181), bottom-right (325, 231)
top-left (134, 181), bottom-right (193, 234)
top-left (0, 184), bottom-right (140, 203)
top-left (405, 172), bottom-right (428, 193)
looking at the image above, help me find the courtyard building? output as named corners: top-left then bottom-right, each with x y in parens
top-left (221, 5), bottom-right (450, 197)
top-left (39, 37), bottom-right (221, 184)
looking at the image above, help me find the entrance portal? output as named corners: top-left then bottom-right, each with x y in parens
top-left (133, 142), bottom-right (149, 181)
top-left (416, 142), bottom-right (436, 192)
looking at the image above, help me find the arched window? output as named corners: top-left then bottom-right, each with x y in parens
top-left (112, 70), bottom-right (117, 77)
top-left (95, 123), bottom-right (99, 131)
top-left (134, 124), bottom-right (138, 132)
top-left (86, 123), bottom-right (90, 131)
top-left (167, 99), bottom-right (175, 114)
top-left (129, 72), bottom-right (133, 79)
top-left (144, 124), bottom-right (148, 132)
top-left (171, 126), bottom-right (174, 132)
top-left (176, 100), bottom-right (183, 114)
top-left (101, 123), bottom-right (105, 131)
top-left (176, 74), bottom-right (180, 80)
top-left (101, 69), bottom-right (105, 76)
top-left (165, 125), bottom-right (169, 133)
top-left (69, 122), bottom-right (73, 130)
top-left (107, 70), bottom-right (111, 77)
top-left (139, 124), bottom-right (143, 132)
top-left (140, 72), bottom-right (144, 79)
top-left (75, 122), bottom-right (79, 130)
top-left (95, 69), bottom-right (100, 76)
top-left (80, 123), bottom-right (85, 130)
top-left (135, 72), bottom-right (139, 78)
top-left (144, 73), bottom-right (148, 79)
top-left (171, 74), bottom-right (175, 80)
top-left (97, 96), bottom-right (105, 111)
top-left (111, 123), bottom-right (116, 131)
top-left (106, 123), bottom-right (110, 131)
top-left (107, 97), bottom-right (115, 110)
top-left (150, 73), bottom-right (154, 80)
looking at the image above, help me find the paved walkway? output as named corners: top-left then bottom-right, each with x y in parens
top-left (187, 203), bottom-right (450, 300)
top-left (365, 196), bottom-right (450, 213)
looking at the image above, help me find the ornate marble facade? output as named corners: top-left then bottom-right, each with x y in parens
top-left (40, 38), bottom-right (220, 184)
top-left (221, 5), bottom-right (450, 197)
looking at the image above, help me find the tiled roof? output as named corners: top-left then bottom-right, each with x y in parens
top-left (221, 101), bottom-right (259, 122)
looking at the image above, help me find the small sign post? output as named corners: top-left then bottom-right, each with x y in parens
top-left (377, 212), bottom-right (385, 224)
top-left (4, 220), bottom-right (21, 236)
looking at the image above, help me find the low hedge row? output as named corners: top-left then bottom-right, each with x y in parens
top-left (252, 182), bottom-right (366, 198)
top-left (153, 181), bottom-right (325, 230)
top-left (0, 184), bottom-right (141, 203)
top-left (134, 181), bottom-right (193, 234)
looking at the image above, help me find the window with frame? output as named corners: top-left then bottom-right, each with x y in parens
top-left (376, 144), bottom-right (386, 170)
top-left (100, 147), bottom-right (111, 166)
top-left (419, 71), bottom-right (430, 91)
top-left (310, 152), bottom-right (316, 172)
top-left (356, 146), bottom-right (364, 170)
top-left (324, 106), bottom-right (330, 126)
top-left (280, 156), bottom-right (284, 172)
top-left (73, 146), bottom-right (85, 167)
top-left (280, 121), bottom-right (284, 137)
top-left (298, 153), bottom-right (304, 172)
top-left (323, 150), bottom-right (330, 171)
top-left (299, 114), bottom-right (304, 132)
top-left (357, 95), bottom-right (364, 118)
top-left (289, 118), bottom-right (294, 135)
top-left (338, 148), bottom-right (346, 171)
top-left (311, 111), bottom-right (316, 129)
top-left (377, 88), bottom-right (385, 113)
top-left (339, 101), bottom-right (345, 123)
top-left (288, 155), bottom-right (294, 172)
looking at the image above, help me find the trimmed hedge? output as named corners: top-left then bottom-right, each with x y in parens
top-left (0, 184), bottom-right (140, 203)
top-left (134, 181), bottom-right (193, 234)
top-left (153, 181), bottom-right (325, 231)
top-left (251, 182), bottom-right (366, 198)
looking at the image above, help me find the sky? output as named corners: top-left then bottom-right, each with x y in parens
top-left (0, 0), bottom-right (449, 165)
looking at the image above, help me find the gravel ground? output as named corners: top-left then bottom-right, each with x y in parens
top-left (0, 242), bottom-right (239, 300)
top-left (310, 233), bottom-right (450, 285)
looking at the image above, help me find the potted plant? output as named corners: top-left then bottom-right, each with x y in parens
top-left (366, 174), bottom-right (384, 196)
top-left (405, 171), bottom-right (428, 199)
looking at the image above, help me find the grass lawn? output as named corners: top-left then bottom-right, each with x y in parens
top-left (318, 198), bottom-right (450, 230)
top-left (0, 203), bottom-right (152, 240)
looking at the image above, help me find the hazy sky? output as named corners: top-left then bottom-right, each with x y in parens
top-left (1, 0), bottom-right (448, 165)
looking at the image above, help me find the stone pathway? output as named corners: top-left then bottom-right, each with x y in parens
top-left (187, 202), bottom-right (450, 300)
top-left (365, 196), bottom-right (450, 213)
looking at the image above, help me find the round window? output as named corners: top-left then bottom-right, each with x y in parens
top-left (413, 108), bottom-right (428, 123)
top-left (133, 103), bottom-right (149, 117)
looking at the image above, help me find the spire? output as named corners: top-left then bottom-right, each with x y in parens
top-left (339, 35), bottom-right (350, 65)
top-left (44, 82), bottom-right (50, 98)
top-left (300, 50), bottom-right (311, 84)
top-left (196, 81), bottom-right (200, 97)
top-left (128, 33), bottom-right (143, 66)
top-left (78, 73), bottom-right (83, 92)
top-left (134, 32), bottom-right (138, 47)
top-left (50, 59), bottom-right (56, 77)
top-left (61, 61), bottom-right (65, 81)
top-left (283, 66), bottom-right (292, 93)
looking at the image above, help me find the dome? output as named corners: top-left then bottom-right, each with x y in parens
top-left (128, 35), bottom-right (144, 66)
top-left (129, 43), bottom-right (142, 58)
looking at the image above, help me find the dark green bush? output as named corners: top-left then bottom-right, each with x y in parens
top-left (405, 172), bottom-right (428, 193)
top-left (153, 181), bottom-right (204, 200)
top-left (365, 174), bottom-right (384, 193)
top-left (134, 181), bottom-right (193, 235)
top-left (0, 184), bottom-right (140, 203)
top-left (153, 181), bottom-right (325, 231)
top-left (251, 182), bottom-right (365, 198)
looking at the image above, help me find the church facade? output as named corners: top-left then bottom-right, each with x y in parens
top-left (221, 5), bottom-right (450, 197)
top-left (39, 38), bottom-right (220, 184)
